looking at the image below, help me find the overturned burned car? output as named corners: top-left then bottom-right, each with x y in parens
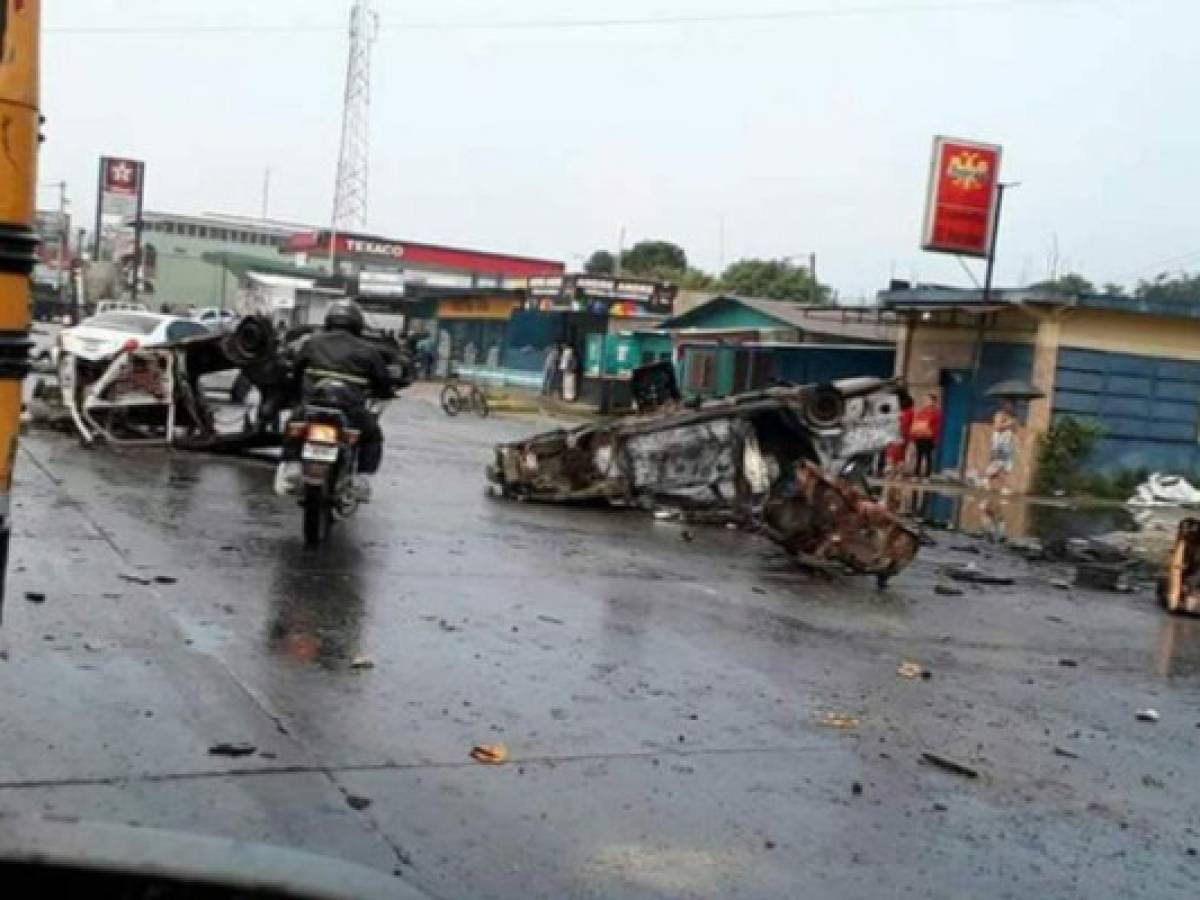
top-left (54, 314), bottom-right (413, 450)
top-left (487, 371), bottom-right (921, 582)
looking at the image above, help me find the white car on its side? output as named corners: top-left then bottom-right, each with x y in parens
top-left (57, 312), bottom-right (211, 364)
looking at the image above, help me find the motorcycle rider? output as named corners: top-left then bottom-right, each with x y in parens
top-left (275, 300), bottom-right (394, 500)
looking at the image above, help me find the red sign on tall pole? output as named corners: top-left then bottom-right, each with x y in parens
top-left (921, 136), bottom-right (1002, 258)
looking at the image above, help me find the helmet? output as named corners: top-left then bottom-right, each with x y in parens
top-left (324, 300), bottom-right (365, 335)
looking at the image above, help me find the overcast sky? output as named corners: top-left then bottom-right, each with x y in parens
top-left (38, 0), bottom-right (1198, 298)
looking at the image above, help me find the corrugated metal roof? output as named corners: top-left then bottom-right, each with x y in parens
top-left (661, 295), bottom-right (898, 343)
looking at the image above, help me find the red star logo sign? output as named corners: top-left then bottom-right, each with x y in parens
top-left (105, 157), bottom-right (140, 194)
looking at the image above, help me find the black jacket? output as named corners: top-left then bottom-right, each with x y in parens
top-left (294, 330), bottom-right (394, 400)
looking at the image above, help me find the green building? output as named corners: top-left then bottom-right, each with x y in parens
top-left (139, 212), bottom-right (310, 311)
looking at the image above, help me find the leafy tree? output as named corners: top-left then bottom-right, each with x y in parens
top-left (1032, 272), bottom-right (1095, 296)
top-left (677, 267), bottom-right (718, 291)
top-left (620, 241), bottom-right (688, 277)
top-left (1100, 282), bottom-right (1125, 297)
top-left (1034, 416), bottom-right (1105, 495)
top-left (1135, 272), bottom-right (1200, 306)
top-left (583, 250), bottom-right (615, 275)
top-left (718, 258), bottom-right (829, 304)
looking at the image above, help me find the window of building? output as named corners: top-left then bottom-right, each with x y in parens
top-left (186, 224), bottom-right (197, 237)
top-left (198, 226), bottom-right (210, 239)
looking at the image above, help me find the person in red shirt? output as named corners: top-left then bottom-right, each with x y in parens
top-left (884, 390), bottom-right (914, 476)
top-left (910, 393), bottom-right (942, 479)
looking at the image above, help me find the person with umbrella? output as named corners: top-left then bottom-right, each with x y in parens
top-left (983, 380), bottom-right (1044, 494)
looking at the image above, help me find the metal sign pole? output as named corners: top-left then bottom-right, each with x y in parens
top-left (959, 182), bottom-right (1009, 478)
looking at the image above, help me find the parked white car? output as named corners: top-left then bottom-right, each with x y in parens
top-left (192, 307), bottom-right (239, 331)
top-left (58, 312), bottom-right (210, 363)
top-left (94, 300), bottom-right (150, 316)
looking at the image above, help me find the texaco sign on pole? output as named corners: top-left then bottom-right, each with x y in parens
top-left (921, 136), bottom-right (1002, 259)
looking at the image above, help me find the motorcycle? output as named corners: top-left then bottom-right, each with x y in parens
top-left (278, 379), bottom-right (385, 546)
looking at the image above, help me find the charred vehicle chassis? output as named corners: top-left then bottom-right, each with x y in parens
top-left (487, 377), bottom-right (920, 582)
top-left (57, 316), bottom-right (413, 451)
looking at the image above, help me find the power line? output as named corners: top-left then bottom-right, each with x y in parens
top-left (44, 0), bottom-right (1088, 37)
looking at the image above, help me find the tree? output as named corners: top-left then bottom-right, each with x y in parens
top-left (677, 267), bottom-right (717, 291)
top-left (583, 250), bottom-right (615, 275)
top-left (1100, 282), bottom-right (1125, 297)
top-left (620, 241), bottom-right (687, 277)
top-left (1135, 272), bottom-right (1200, 306)
top-left (1031, 272), bottom-right (1095, 296)
top-left (718, 258), bottom-right (829, 304)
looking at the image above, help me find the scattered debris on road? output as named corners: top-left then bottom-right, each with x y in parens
top-left (1128, 473), bottom-right (1200, 508)
top-left (487, 377), bottom-right (920, 581)
top-left (470, 743), bottom-right (508, 765)
top-left (1075, 562), bottom-right (1133, 592)
top-left (944, 563), bottom-right (1015, 586)
top-left (537, 615), bottom-right (565, 625)
top-left (934, 584), bottom-right (964, 597)
top-left (851, 781), bottom-right (864, 796)
top-left (897, 660), bottom-right (925, 680)
top-left (1059, 658), bottom-right (1079, 668)
top-left (154, 576), bottom-right (178, 585)
top-left (1053, 746), bottom-right (1080, 759)
top-left (1050, 578), bottom-right (1072, 590)
top-left (818, 712), bottom-right (860, 731)
top-left (1136, 709), bottom-right (1161, 723)
top-left (350, 656), bottom-right (376, 670)
top-left (346, 795), bottom-right (373, 811)
top-left (23, 591), bottom-right (46, 604)
top-left (920, 752), bottom-right (979, 779)
top-left (119, 574), bottom-right (153, 586)
top-left (208, 742), bottom-right (258, 758)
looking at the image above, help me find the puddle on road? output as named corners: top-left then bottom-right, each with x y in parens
top-left (881, 484), bottom-right (1139, 545)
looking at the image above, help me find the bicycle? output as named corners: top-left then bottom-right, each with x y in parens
top-left (440, 376), bottom-right (490, 418)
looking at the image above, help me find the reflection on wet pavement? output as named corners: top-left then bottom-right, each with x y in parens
top-left (1156, 616), bottom-right (1200, 679)
top-left (882, 482), bottom-right (1139, 544)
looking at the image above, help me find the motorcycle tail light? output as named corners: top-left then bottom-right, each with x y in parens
top-left (344, 429), bottom-right (361, 446)
top-left (307, 423), bottom-right (340, 444)
top-left (285, 421), bottom-right (307, 438)
top-left (121, 338), bottom-right (140, 353)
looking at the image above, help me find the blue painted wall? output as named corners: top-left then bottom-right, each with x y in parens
top-left (1054, 347), bottom-right (1200, 474)
top-left (973, 342), bottom-right (1035, 421)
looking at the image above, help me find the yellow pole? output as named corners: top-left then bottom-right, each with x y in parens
top-left (0, 0), bottom-right (41, 619)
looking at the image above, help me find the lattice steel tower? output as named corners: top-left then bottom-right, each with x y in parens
top-left (331, 0), bottom-right (378, 233)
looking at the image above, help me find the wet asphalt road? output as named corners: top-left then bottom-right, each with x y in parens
top-left (2, 386), bottom-right (1200, 899)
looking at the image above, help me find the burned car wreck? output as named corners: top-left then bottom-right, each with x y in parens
top-left (488, 370), bottom-right (921, 582)
top-left (54, 316), bottom-right (413, 450)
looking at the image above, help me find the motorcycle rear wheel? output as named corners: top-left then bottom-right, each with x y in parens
top-left (303, 485), bottom-right (332, 546)
top-left (440, 385), bottom-right (462, 416)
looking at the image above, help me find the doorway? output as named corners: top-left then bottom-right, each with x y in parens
top-left (938, 369), bottom-right (974, 472)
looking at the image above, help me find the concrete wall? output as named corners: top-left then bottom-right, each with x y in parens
top-left (143, 230), bottom-right (290, 310)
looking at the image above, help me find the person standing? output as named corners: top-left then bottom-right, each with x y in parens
top-left (560, 344), bottom-right (579, 402)
top-left (541, 343), bottom-right (561, 396)
top-left (884, 390), bottom-right (914, 477)
top-left (987, 399), bottom-right (1018, 494)
top-left (911, 392), bottom-right (942, 480)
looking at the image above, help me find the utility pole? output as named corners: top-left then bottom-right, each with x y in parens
top-left (261, 167), bottom-right (271, 221)
top-left (959, 180), bottom-right (1018, 478)
top-left (615, 226), bottom-right (626, 277)
top-left (53, 181), bottom-right (68, 319)
top-left (129, 163), bottom-right (145, 305)
top-left (810, 252), bottom-right (818, 304)
top-left (0, 0), bottom-right (41, 616)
